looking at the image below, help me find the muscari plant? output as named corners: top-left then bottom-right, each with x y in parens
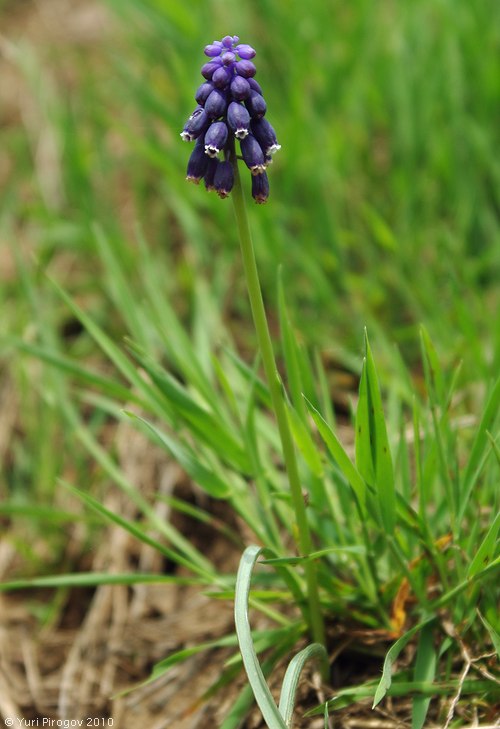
top-left (181, 35), bottom-right (328, 722)
top-left (179, 36), bottom-right (500, 728)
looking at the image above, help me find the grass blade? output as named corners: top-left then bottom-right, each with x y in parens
top-left (466, 511), bottom-right (500, 579)
top-left (278, 643), bottom-right (328, 726)
top-left (459, 376), bottom-right (500, 522)
top-left (373, 616), bottom-right (436, 707)
top-left (0, 572), bottom-right (196, 591)
top-left (363, 332), bottom-right (396, 534)
top-left (234, 545), bottom-right (287, 729)
top-left (306, 397), bottom-right (367, 514)
top-left (411, 623), bottom-right (438, 729)
top-left (127, 412), bottom-right (232, 499)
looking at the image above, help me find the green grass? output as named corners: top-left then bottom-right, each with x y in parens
top-left (1, 0), bottom-right (499, 726)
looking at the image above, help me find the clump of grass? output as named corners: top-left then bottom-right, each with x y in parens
top-left (1, 1), bottom-right (499, 726)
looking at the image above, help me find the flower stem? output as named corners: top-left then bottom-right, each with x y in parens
top-left (230, 152), bottom-right (326, 649)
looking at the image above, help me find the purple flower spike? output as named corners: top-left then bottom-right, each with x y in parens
top-left (235, 44), bottom-right (256, 59)
top-left (230, 76), bottom-right (251, 101)
top-left (251, 171), bottom-right (270, 204)
top-left (204, 44), bottom-right (223, 57)
top-left (186, 137), bottom-right (210, 183)
top-left (235, 60), bottom-right (257, 78)
top-left (195, 82), bottom-right (214, 105)
top-left (250, 117), bottom-right (280, 155)
top-left (204, 89), bottom-right (228, 118)
top-left (180, 106), bottom-right (210, 141)
top-left (204, 121), bottom-right (228, 157)
top-left (181, 36), bottom-right (278, 201)
top-left (227, 101), bottom-right (251, 139)
top-left (240, 134), bottom-right (266, 175)
top-left (245, 89), bottom-right (267, 118)
top-left (214, 160), bottom-right (234, 198)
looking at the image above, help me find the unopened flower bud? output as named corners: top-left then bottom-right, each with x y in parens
top-left (240, 134), bottom-right (266, 175)
top-left (230, 76), bottom-right (251, 101)
top-left (186, 137), bottom-right (210, 183)
top-left (245, 90), bottom-right (267, 119)
top-left (250, 117), bottom-right (281, 156)
top-left (248, 78), bottom-right (263, 95)
top-left (204, 121), bottom-right (229, 157)
top-left (214, 160), bottom-right (234, 198)
top-left (235, 60), bottom-right (257, 78)
top-left (180, 106), bottom-right (210, 141)
top-left (251, 171), bottom-right (270, 204)
top-left (204, 89), bottom-right (228, 118)
top-left (204, 43), bottom-right (223, 57)
top-left (195, 82), bottom-right (214, 105)
top-left (235, 44), bottom-right (256, 59)
top-left (201, 59), bottom-right (222, 79)
top-left (227, 101), bottom-right (251, 139)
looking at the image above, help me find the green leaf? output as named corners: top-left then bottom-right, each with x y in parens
top-left (234, 545), bottom-right (288, 729)
top-left (478, 612), bottom-right (500, 660)
top-left (459, 376), bottom-right (500, 521)
top-left (364, 332), bottom-right (396, 534)
top-left (58, 400), bottom-right (213, 577)
top-left (130, 347), bottom-right (251, 473)
top-left (64, 483), bottom-right (203, 575)
top-left (467, 511), bottom-right (500, 578)
top-left (355, 358), bottom-right (375, 486)
top-left (262, 545), bottom-right (365, 566)
top-left (431, 554), bottom-right (500, 609)
top-left (307, 677), bottom-right (500, 715)
top-left (127, 412), bottom-right (232, 499)
top-left (14, 339), bottom-right (137, 404)
top-left (419, 325), bottom-right (445, 405)
top-left (412, 623), bottom-right (437, 729)
top-left (373, 616), bottom-right (436, 707)
top-left (50, 280), bottom-right (165, 419)
top-left (278, 643), bottom-right (328, 726)
top-left (287, 404), bottom-right (324, 478)
top-left (278, 269), bottom-right (306, 420)
top-left (0, 572), bottom-right (195, 592)
top-left (305, 398), bottom-right (367, 513)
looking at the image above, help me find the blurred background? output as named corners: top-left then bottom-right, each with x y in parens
top-left (0, 0), bottom-right (499, 723)
top-left (2, 0), bottom-right (499, 367)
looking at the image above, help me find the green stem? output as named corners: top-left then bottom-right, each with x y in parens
top-left (230, 150), bottom-right (325, 649)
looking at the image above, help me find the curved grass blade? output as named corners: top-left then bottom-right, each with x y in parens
top-left (235, 545), bottom-right (288, 729)
top-left (373, 616), bottom-right (436, 707)
top-left (278, 643), bottom-right (328, 727)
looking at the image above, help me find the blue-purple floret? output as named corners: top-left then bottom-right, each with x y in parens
top-left (181, 35), bottom-right (280, 202)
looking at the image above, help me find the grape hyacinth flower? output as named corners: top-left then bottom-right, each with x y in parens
top-left (181, 35), bottom-right (280, 204)
top-left (181, 38), bottom-right (326, 682)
